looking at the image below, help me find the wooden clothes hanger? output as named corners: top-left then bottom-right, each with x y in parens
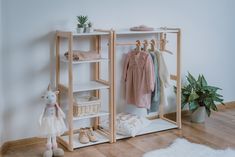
top-left (135, 40), bottom-right (141, 51)
top-left (150, 39), bottom-right (156, 51)
top-left (143, 40), bottom-right (149, 51)
top-left (160, 33), bottom-right (173, 55)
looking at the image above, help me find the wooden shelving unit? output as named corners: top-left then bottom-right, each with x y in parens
top-left (54, 27), bottom-right (182, 151)
top-left (55, 29), bottom-right (114, 151)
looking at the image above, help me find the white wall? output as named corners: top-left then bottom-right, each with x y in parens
top-left (1, 0), bottom-right (235, 142)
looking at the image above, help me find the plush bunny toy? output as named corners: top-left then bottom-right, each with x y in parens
top-left (39, 85), bottom-right (66, 157)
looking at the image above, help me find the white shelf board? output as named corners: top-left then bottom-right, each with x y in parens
top-left (72, 31), bottom-right (109, 36)
top-left (60, 56), bottom-right (109, 64)
top-left (60, 131), bottom-right (109, 149)
top-left (60, 81), bottom-right (109, 92)
top-left (116, 118), bottom-right (178, 140)
top-left (73, 111), bottom-right (109, 120)
top-left (115, 28), bottom-right (179, 35)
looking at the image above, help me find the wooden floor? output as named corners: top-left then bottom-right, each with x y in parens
top-left (3, 105), bottom-right (235, 157)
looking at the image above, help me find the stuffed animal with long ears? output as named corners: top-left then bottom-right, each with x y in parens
top-left (39, 85), bottom-right (66, 157)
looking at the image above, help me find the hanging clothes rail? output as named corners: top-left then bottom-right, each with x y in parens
top-left (111, 27), bottom-right (181, 142)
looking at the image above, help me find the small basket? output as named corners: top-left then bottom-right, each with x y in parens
top-left (73, 96), bottom-right (101, 117)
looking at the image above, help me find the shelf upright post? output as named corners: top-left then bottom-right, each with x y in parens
top-left (159, 32), bottom-right (164, 119)
top-left (109, 30), bottom-right (114, 143)
top-left (112, 30), bottom-right (116, 143)
top-left (55, 32), bottom-right (61, 103)
top-left (94, 35), bottom-right (101, 130)
top-left (176, 29), bottom-right (182, 129)
top-left (68, 32), bottom-right (74, 151)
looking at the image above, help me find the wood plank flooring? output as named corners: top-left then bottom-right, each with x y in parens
top-left (3, 105), bottom-right (235, 157)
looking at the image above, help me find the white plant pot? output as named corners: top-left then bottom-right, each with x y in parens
top-left (77, 27), bottom-right (84, 33)
top-left (85, 27), bottom-right (94, 33)
top-left (191, 107), bottom-right (206, 123)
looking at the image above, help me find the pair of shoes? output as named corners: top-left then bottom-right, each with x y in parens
top-left (78, 127), bottom-right (97, 144)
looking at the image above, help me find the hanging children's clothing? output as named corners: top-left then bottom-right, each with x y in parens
top-left (123, 50), bottom-right (155, 109)
top-left (155, 50), bottom-right (170, 107)
top-left (157, 51), bottom-right (170, 88)
top-left (148, 51), bottom-right (161, 113)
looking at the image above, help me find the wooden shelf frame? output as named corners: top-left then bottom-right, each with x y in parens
top-left (112, 28), bottom-right (182, 141)
top-left (55, 27), bottom-right (181, 150)
top-left (55, 29), bottom-right (115, 151)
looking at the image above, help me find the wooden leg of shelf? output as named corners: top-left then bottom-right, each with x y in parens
top-left (94, 35), bottom-right (101, 130)
top-left (176, 30), bottom-right (182, 129)
top-left (159, 33), bottom-right (165, 119)
top-left (56, 35), bottom-right (61, 103)
top-left (68, 33), bottom-right (74, 150)
top-left (112, 31), bottom-right (116, 143)
top-left (109, 31), bottom-right (115, 143)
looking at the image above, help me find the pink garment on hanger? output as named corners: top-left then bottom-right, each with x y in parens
top-left (123, 51), bottom-right (155, 109)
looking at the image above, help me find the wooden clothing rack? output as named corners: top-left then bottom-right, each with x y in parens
top-left (112, 28), bottom-right (181, 142)
top-left (55, 27), bottom-right (181, 151)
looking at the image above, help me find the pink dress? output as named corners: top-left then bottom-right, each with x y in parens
top-left (123, 51), bottom-right (155, 109)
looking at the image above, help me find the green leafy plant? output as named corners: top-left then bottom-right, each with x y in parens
top-left (77, 15), bottom-right (88, 28)
top-left (88, 21), bottom-right (93, 28)
top-left (176, 73), bottom-right (224, 117)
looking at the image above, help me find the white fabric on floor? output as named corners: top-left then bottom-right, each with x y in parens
top-left (143, 138), bottom-right (235, 157)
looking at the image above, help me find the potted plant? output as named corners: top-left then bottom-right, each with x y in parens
top-left (85, 22), bottom-right (94, 33)
top-left (77, 15), bottom-right (88, 33)
top-left (83, 23), bottom-right (88, 33)
top-left (179, 73), bottom-right (224, 123)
